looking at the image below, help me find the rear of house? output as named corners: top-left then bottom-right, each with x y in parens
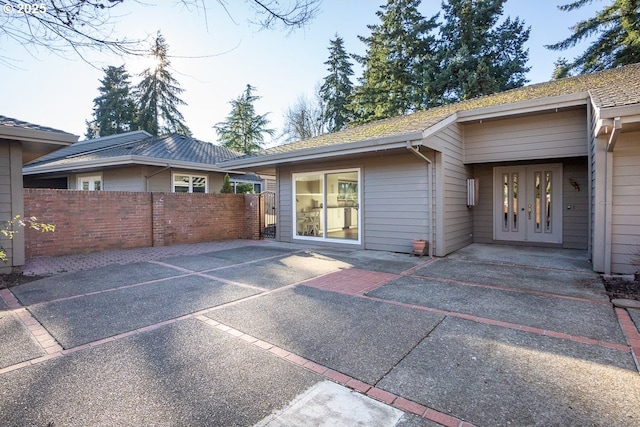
top-left (222, 65), bottom-right (640, 274)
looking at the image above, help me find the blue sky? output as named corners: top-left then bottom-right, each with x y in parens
top-left (0, 1), bottom-right (603, 144)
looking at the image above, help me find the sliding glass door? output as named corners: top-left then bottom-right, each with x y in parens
top-left (293, 169), bottom-right (360, 243)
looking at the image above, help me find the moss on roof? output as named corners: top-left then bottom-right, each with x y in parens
top-left (262, 63), bottom-right (640, 156)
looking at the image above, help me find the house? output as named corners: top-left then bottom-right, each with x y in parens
top-left (0, 115), bottom-right (77, 273)
top-left (23, 131), bottom-right (272, 194)
top-left (221, 63), bottom-right (640, 275)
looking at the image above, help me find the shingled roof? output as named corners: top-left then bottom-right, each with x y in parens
top-left (0, 115), bottom-right (76, 136)
top-left (258, 63), bottom-right (640, 157)
top-left (24, 132), bottom-right (241, 172)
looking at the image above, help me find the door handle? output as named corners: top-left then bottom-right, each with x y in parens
top-left (527, 204), bottom-right (532, 220)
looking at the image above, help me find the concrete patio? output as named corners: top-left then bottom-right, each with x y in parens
top-left (0, 241), bottom-right (639, 426)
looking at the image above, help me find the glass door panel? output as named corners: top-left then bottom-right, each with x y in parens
top-left (294, 174), bottom-right (323, 238)
top-left (326, 171), bottom-right (359, 241)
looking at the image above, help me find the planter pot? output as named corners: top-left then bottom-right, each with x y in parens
top-left (412, 239), bottom-right (428, 257)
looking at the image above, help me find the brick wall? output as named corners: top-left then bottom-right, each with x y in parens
top-left (23, 189), bottom-right (260, 258)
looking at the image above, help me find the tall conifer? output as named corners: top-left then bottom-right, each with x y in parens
top-left (436, 0), bottom-right (530, 102)
top-left (319, 35), bottom-right (354, 132)
top-left (214, 84), bottom-right (275, 154)
top-left (350, 0), bottom-right (439, 124)
top-left (85, 65), bottom-right (137, 139)
top-left (546, 0), bottom-right (640, 73)
top-left (135, 32), bottom-right (191, 136)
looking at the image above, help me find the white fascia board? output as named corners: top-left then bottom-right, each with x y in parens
top-left (23, 156), bottom-right (226, 175)
top-left (456, 92), bottom-right (589, 123)
top-left (221, 131), bottom-right (425, 169)
top-left (0, 126), bottom-right (78, 145)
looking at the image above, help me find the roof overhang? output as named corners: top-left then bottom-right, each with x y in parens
top-left (592, 102), bottom-right (640, 152)
top-left (456, 92), bottom-right (590, 123)
top-left (220, 131), bottom-right (426, 170)
top-left (23, 155), bottom-right (238, 175)
top-left (1, 124), bottom-right (79, 164)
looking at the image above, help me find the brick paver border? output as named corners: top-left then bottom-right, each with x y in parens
top-left (193, 315), bottom-right (477, 427)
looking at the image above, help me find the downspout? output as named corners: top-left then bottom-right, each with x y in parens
top-left (407, 142), bottom-right (434, 257)
top-left (145, 165), bottom-right (171, 192)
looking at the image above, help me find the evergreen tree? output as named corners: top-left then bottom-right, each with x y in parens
top-left (546, 0), bottom-right (640, 74)
top-left (85, 65), bottom-right (137, 139)
top-left (220, 174), bottom-right (233, 193)
top-left (281, 93), bottom-right (325, 142)
top-left (552, 57), bottom-right (573, 80)
top-left (319, 35), bottom-right (354, 132)
top-left (436, 0), bottom-right (530, 102)
top-left (214, 84), bottom-right (275, 154)
top-left (135, 32), bottom-right (191, 136)
top-left (349, 0), bottom-right (439, 124)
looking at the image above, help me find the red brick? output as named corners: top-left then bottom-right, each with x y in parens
top-left (303, 361), bottom-right (328, 375)
top-left (268, 347), bottom-right (290, 358)
top-left (24, 189), bottom-right (261, 258)
top-left (392, 397), bottom-right (427, 416)
top-left (366, 387), bottom-right (397, 404)
top-left (324, 369), bottom-right (351, 384)
top-left (345, 378), bottom-right (371, 394)
top-left (285, 353), bottom-right (308, 366)
top-left (424, 409), bottom-right (461, 427)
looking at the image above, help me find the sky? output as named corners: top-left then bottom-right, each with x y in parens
top-left (0, 0), bottom-right (605, 146)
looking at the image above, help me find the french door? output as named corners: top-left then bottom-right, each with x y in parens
top-left (494, 164), bottom-right (563, 244)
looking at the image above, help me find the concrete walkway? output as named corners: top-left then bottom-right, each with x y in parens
top-left (1, 241), bottom-right (639, 426)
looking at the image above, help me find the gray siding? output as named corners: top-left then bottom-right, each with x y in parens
top-left (103, 167), bottom-right (145, 192)
top-left (0, 140), bottom-right (24, 271)
top-left (471, 164), bottom-right (494, 244)
top-left (69, 166), bottom-right (226, 193)
top-left (364, 152), bottom-right (430, 252)
top-left (276, 151), bottom-right (431, 253)
top-left (611, 131), bottom-right (640, 273)
top-left (428, 122), bottom-right (473, 255)
top-left (464, 109), bottom-right (588, 163)
top-left (562, 158), bottom-right (589, 249)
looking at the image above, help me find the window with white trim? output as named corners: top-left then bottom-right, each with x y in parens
top-left (77, 174), bottom-right (102, 191)
top-left (293, 169), bottom-right (360, 243)
top-left (173, 173), bottom-right (207, 193)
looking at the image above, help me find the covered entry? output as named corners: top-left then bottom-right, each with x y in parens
top-left (493, 164), bottom-right (563, 244)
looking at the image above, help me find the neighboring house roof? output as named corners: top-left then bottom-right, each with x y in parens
top-left (1, 115), bottom-right (78, 163)
top-left (23, 132), bottom-right (242, 175)
top-left (223, 63), bottom-right (640, 167)
top-left (0, 115), bottom-right (77, 138)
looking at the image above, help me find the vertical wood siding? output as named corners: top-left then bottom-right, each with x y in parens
top-left (611, 132), bottom-right (640, 273)
top-left (464, 109), bottom-right (588, 163)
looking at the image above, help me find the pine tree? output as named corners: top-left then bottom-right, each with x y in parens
top-left (349, 0), bottom-right (439, 124)
top-left (436, 0), bottom-right (530, 102)
top-left (546, 0), bottom-right (640, 74)
top-left (135, 32), bottom-right (191, 136)
top-left (85, 65), bottom-right (137, 139)
top-left (319, 35), bottom-right (354, 132)
top-left (214, 84), bottom-right (275, 154)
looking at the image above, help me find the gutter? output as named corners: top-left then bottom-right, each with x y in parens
top-left (406, 142), bottom-right (434, 258)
